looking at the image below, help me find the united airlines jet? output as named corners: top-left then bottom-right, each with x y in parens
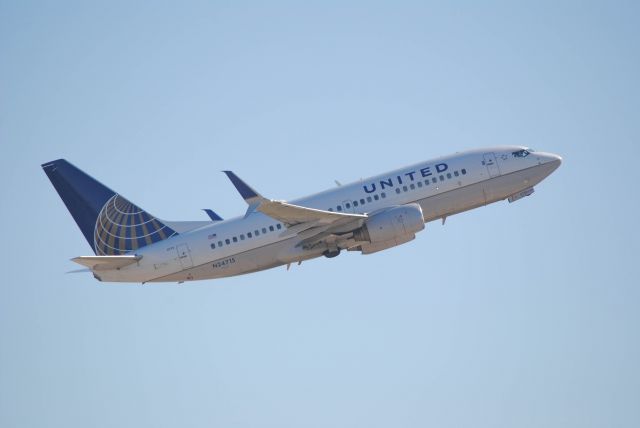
top-left (42, 147), bottom-right (561, 283)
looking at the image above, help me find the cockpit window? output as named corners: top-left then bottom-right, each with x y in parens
top-left (512, 149), bottom-right (531, 158)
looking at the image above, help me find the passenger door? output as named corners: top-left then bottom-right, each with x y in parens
top-left (176, 243), bottom-right (193, 270)
top-left (483, 152), bottom-right (500, 177)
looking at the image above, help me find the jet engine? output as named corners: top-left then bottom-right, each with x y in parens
top-left (352, 203), bottom-right (425, 254)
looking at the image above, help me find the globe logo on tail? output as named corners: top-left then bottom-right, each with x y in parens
top-left (93, 194), bottom-right (177, 255)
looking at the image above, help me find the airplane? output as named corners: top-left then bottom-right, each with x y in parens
top-left (42, 147), bottom-right (562, 284)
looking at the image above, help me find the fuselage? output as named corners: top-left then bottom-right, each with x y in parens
top-left (94, 146), bottom-right (562, 283)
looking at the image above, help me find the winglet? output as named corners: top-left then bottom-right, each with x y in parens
top-left (202, 209), bottom-right (223, 221)
top-left (223, 171), bottom-right (261, 200)
top-left (222, 171), bottom-right (266, 217)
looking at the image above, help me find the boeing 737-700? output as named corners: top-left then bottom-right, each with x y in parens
top-left (42, 147), bottom-right (561, 283)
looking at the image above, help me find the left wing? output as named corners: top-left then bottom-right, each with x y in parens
top-left (223, 171), bottom-right (366, 242)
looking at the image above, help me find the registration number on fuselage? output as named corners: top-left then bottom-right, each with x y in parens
top-left (212, 257), bottom-right (236, 269)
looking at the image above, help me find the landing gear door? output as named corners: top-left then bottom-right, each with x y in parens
top-left (483, 152), bottom-right (500, 177)
top-left (176, 244), bottom-right (193, 270)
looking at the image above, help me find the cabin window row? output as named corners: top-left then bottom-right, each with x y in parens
top-left (327, 192), bottom-right (387, 212)
top-left (394, 169), bottom-right (467, 194)
top-left (210, 223), bottom-right (283, 249)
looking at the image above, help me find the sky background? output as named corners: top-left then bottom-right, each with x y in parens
top-left (1, 1), bottom-right (639, 427)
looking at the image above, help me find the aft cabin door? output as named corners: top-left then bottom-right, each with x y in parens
top-left (176, 244), bottom-right (193, 270)
top-left (483, 152), bottom-right (500, 177)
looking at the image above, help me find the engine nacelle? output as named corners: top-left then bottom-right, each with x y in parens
top-left (352, 204), bottom-right (425, 254)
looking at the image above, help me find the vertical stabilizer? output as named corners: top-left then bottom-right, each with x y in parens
top-left (42, 159), bottom-right (177, 255)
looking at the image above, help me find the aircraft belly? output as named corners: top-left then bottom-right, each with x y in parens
top-left (482, 166), bottom-right (548, 203)
top-left (417, 167), bottom-right (547, 223)
top-left (418, 181), bottom-right (486, 222)
top-left (146, 239), bottom-right (310, 282)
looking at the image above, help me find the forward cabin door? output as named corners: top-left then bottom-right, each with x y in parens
top-left (483, 152), bottom-right (501, 177)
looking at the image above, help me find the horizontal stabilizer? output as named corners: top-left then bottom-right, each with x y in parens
top-left (71, 255), bottom-right (142, 271)
top-left (202, 209), bottom-right (223, 221)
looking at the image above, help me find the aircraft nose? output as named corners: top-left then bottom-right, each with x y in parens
top-left (547, 153), bottom-right (562, 166)
top-left (539, 152), bottom-right (562, 167)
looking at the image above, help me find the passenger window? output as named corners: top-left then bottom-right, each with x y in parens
top-left (410, 183), bottom-right (415, 190)
top-left (337, 205), bottom-right (342, 211)
top-left (403, 185), bottom-right (408, 192)
top-left (367, 196), bottom-right (372, 203)
top-left (454, 171), bottom-right (459, 177)
top-left (218, 241), bottom-right (223, 247)
top-left (210, 243), bottom-right (215, 249)
top-left (447, 173), bottom-right (452, 179)
top-left (255, 230), bottom-right (260, 236)
top-left (417, 181), bottom-right (423, 187)
top-left (269, 225), bottom-right (274, 232)
top-left (360, 199), bottom-right (365, 205)
top-left (225, 239), bottom-right (230, 245)
top-left (461, 168), bottom-right (467, 175)
top-left (346, 203), bottom-right (351, 208)
top-left (374, 194), bottom-right (379, 200)
top-left (432, 177), bottom-right (437, 184)
top-left (247, 232), bottom-right (252, 238)
top-left (396, 188), bottom-right (401, 194)
top-left (233, 237), bottom-right (238, 243)
top-left (425, 179), bottom-right (429, 185)
top-left (240, 234), bottom-right (245, 240)
top-left (381, 192), bottom-right (386, 198)
top-left (262, 227), bottom-right (267, 234)
top-left (353, 200), bottom-right (358, 207)
top-left (439, 175), bottom-right (444, 181)
top-left (328, 207), bottom-right (333, 212)
top-left (276, 224), bottom-right (282, 230)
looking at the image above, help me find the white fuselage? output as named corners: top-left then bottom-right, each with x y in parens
top-left (93, 147), bottom-right (561, 283)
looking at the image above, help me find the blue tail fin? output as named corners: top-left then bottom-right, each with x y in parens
top-left (42, 159), bottom-right (177, 255)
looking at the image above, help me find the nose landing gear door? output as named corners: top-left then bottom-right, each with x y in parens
top-left (483, 152), bottom-right (501, 177)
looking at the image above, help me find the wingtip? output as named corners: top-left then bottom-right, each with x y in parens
top-left (223, 171), bottom-right (261, 201)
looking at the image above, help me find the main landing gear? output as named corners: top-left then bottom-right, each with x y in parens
top-left (323, 249), bottom-right (341, 258)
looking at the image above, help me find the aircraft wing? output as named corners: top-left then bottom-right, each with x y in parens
top-left (223, 171), bottom-right (367, 241)
top-left (72, 255), bottom-right (142, 271)
top-left (258, 199), bottom-right (365, 226)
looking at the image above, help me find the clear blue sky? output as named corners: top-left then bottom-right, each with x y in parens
top-left (1, 1), bottom-right (639, 427)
